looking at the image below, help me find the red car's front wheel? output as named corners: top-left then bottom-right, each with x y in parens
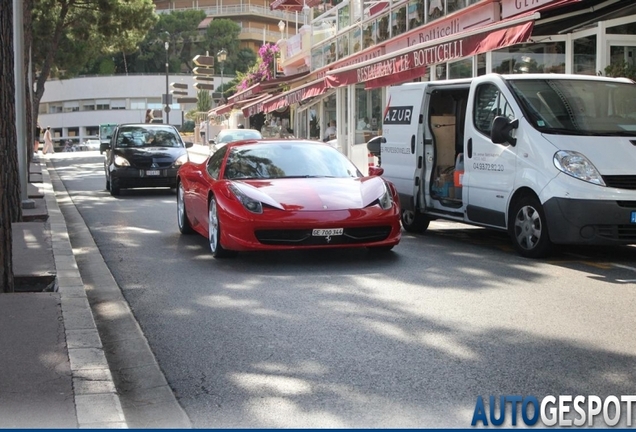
top-left (208, 196), bottom-right (237, 259)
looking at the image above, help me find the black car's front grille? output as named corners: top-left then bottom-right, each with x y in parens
top-left (130, 157), bottom-right (175, 169)
top-left (602, 175), bottom-right (636, 190)
top-left (597, 225), bottom-right (636, 241)
top-left (255, 226), bottom-right (392, 246)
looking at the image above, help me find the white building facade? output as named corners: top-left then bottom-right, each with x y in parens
top-left (37, 74), bottom-right (220, 146)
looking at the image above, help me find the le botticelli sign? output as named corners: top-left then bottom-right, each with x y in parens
top-left (325, 20), bottom-right (535, 88)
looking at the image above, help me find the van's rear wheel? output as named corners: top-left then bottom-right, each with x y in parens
top-left (509, 195), bottom-right (552, 259)
top-left (401, 209), bottom-right (430, 233)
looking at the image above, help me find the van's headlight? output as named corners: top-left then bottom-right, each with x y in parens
top-left (378, 182), bottom-right (393, 210)
top-left (553, 150), bottom-right (605, 186)
top-left (174, 154), bottom-right (188, 167)
top-left (228, 184), bottom-right (263, 214)
top-left (114, 155), bottom-right (130, 167)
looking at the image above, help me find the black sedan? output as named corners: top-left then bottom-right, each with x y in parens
top-left (102, 123), bottom-right (193, 196)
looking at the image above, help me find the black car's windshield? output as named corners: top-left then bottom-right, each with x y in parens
top-left (115, 125), bottom-right (184, 148)
top-left (509, 78), bottom-right (636, 136)
top-left (224, 142), bottom-right (361, 180)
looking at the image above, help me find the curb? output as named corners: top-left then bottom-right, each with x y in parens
top-left (41, 162), bottom-right (128, 428)
top-left (44, 156), bottom-right (192, 429)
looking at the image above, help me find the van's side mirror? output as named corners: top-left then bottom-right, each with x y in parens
top-left (368, 166), bottom-right (384, 176)
top-left (491, 117), bottom-right (518, 146)
top-left (366, 136), bottom-right (385, 157)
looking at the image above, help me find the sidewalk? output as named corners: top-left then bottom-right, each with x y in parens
top-left (2, 155), bottom-right (127, 428)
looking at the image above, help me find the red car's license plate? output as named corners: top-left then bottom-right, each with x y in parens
top-left (312, 228), bottom-right (343, 237)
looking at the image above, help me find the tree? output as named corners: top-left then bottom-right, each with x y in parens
top-left (30, 0), bottom-right (158, 117)
top-left (204, 19), bottom-right (242, 74)
top-left (1, 1), bottom-right (19, 292)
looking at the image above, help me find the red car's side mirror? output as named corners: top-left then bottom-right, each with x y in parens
top-left (368, 166), bottom-right (384, 176)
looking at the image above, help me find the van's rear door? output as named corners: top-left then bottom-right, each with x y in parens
top-left (382, 84), bottom-right (426, 211)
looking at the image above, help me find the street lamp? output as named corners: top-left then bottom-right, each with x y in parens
top-left (164, 32), bottom-right (170, 124)
top-left (278, 20), bottom-right (285, 39)
top-left (217, 48), bottom-right (227, 126)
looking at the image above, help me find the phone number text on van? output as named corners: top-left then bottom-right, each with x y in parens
top-left (473, 163), bottom-right (504, 171)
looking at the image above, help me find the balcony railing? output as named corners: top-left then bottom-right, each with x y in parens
top-left (157, 4), bottom-right (296, 22)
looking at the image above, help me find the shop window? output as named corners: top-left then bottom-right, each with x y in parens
top-left (407, 0), bottom-right (423, 30)
top-left (477, 53), bottom-right (486, 76)
top-left (350, 27), bottom-right (361, 54)
top-left (312, 47), bottom-right (324, 70)
top-left (492, 42), bottom-right (565, 74)
top-left (447, 0), bottom-right (463, 15)
top-left (607, 21), bottom-right (636, 35)
top-left (377, 15), bottom-right (389, 43)
top-left (392, 5), bottom-right (407, 37)
top-left (324, 42), bottom-right (336, 65)
top-left (363, 22), bottom-right (375, 50)
top-left (573, 35), bottom-right (596, 75)
top-left (338, 33), bottom-right (349, 60)
top-left (338, 5), bottom-right (350, 30)
top-left (448, 58), bottom-right (472, 79)
top-left (427, 0), bottom-right (444, 23)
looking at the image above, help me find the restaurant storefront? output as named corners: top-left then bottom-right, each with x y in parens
top-left (271, 0), bottom-right (636, 169)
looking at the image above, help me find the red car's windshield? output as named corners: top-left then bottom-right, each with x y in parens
top-left (224, 142), bottom-right (361, 180)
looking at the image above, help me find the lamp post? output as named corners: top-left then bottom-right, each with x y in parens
top-left (164, 32), bottom-right (170, 124)
top-left (217, 48), bottom-right (227, 125)
top-left (278, 20), bottom-right (285, 39)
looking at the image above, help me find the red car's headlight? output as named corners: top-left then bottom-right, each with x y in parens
top-left (228, 184), bottom-right (263, 214)
top-left (378, 182), bottom-right (393, 210)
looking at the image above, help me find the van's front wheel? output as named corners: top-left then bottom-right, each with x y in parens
top-left (401, 209), bottom-right (430, 233)
top-left (509, 195), bottom-right (552, 259)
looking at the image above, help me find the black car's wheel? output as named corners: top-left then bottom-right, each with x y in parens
top-left (110, 178), bottom-right (121, 196)
top-left (208, 196), bottom-right (237, 258)
top-left (401, 209), bottom-right (430, 233)
top-left (509, 194), bottom-right (552, 259)
top-left (177, 182), bottom-right (194, 235)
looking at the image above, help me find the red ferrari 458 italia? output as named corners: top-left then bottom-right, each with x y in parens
top-left (176, 139), bottom-right (401, 258)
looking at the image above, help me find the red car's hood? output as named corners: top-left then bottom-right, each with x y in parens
top-left (232, 177), bottom-right (387, 211)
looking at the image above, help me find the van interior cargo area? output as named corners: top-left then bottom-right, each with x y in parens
top-left (429, 88), bottom-right (469, 206)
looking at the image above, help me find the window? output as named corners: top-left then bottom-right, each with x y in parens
top-left (49, 104), bottom-right (63, 113)
top-left (207, 145), bottom-right (228, 180)
top-left (96, 99), bottom-right (110, 110)
top-left (130, 99), bottom-right (146, 110)
top-left (111, 99), bottom-right (126, 110)
top-left (574, 36), bottom-right (596, 75)
top-left (63, 102), bottom-right (79, 113)
top-left (82, 102), bottom-right (95, 111)
top-left (473, 84), bottom-right (514, 136)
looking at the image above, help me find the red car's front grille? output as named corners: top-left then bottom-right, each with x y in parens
top-left (255, 226), bottom-right (392, 246)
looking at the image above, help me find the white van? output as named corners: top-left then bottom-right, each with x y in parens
top-left (374, 73), bottom-right (636, 258)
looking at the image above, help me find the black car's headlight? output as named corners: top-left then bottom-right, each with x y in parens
top-left (114, 155), bottom-right (130, 167)
top-left (174, 154), bottom-right (188, 167)
top-left (228, 184), bottom-right (263, 214)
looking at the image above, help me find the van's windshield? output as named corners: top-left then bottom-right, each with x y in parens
top-left (508, 79), bottom-right (636, 136)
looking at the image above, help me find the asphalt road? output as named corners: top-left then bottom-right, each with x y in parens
top-left (51, 151), bottom-right (636, 428)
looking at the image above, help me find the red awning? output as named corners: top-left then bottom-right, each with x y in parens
top-left (240, 94), bottom-right (275, 118)
top-left (228, 72), bottom-right (310, 104)
top-left (325, 14), bottom-right (536, 89)
top-left (270, 0), bottom-right (320, 11)
top-left (263, 78), bottom-right (327, 113)
top-left (208, 102), bottom-right (234, 117)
